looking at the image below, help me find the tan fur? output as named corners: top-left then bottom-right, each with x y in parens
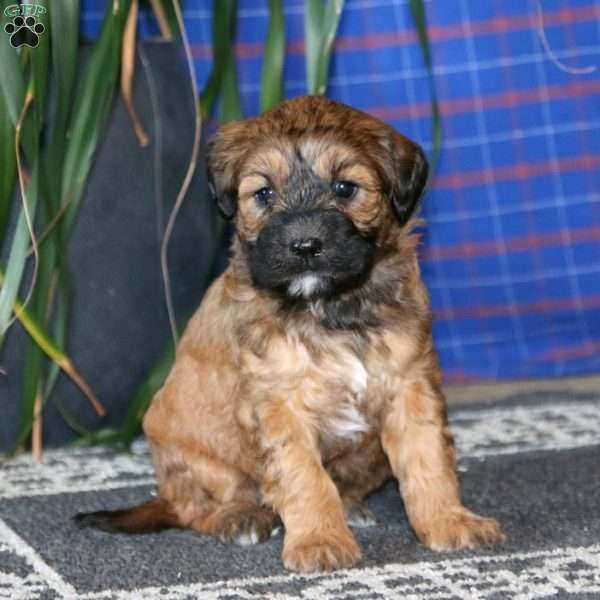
top-left (100, 97), bottom-right (504, 572)
top-left (237, 147), bottom-right (291, 240)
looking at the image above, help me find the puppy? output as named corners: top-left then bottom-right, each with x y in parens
top-left (76, 96), bottom-right (504, 572)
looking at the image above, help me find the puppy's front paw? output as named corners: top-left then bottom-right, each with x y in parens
top-left (417, 507), bottom-right (505, 551)
top-left (283, 532), bottom-right (361, 572)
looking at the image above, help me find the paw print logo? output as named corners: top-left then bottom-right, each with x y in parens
top-left (4, 15), bottom-right (45, 48)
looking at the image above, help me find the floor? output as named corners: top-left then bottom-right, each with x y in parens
top-left (1, 384), bottom-right (599, 598)
top-left (444, 373), bottom-right (600, 405)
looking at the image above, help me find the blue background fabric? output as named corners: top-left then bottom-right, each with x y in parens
top-left (81, 0), bottom-right (600, 383)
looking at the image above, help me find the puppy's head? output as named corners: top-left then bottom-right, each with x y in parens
top-left (208, 97), bottom-right (428, 300)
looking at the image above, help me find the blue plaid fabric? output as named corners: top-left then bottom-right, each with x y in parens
top-left (81, 0), bottom-right (600, 383)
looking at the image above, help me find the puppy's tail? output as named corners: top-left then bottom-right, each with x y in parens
top-left (73, 498), bottom-right (179, 534)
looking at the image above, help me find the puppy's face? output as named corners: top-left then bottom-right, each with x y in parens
top-left (208, 97), bottom-right (428, 300)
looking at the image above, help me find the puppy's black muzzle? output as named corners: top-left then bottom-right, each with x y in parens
top-left (247, 209), bottom-right (375, 297)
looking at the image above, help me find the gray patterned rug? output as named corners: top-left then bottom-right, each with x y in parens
top-left (1, 391), bottom-right (599, 599)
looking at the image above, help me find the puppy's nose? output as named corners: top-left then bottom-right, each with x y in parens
top-left (289, 237), bottom-right (323, 257)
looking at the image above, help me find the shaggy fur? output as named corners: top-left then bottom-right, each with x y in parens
top-left (75, 97), bottom-right (504, 573)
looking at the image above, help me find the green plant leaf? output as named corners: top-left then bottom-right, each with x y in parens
top-left (0, 12), bottom-right (49, 427)
top-left (0, 96), bottom-right (16, 244)
top-left (260, 0), bottom-right (285, 112)
top-left (220, 48), bottom-right (242, 122)
top-left (69, 427), bottom-right (124, 449)
top-left (0, 270), bottom-right (82, 384)
top-left (0, 266), bottom-right (100, 454)
top-left (43, 273), bottom-right (69, 399)
top-left (45, 0), bottom-right (79, 217)
top-left (314, 0), bottom-right (344, 96)
top-left (61, 1), bottom-right (133, 236)
top-left (0, 10), bottom-right (26, 243)
top-left (7, 0), bottom-right (79, 453)
top-left (48, 2), bottom-right (79, 129)
top-left (147, 0), bottom-right (179, 39)
top-left (139, 0), bottom-right (181, 39)
top-left (17, 330), bottom-right (44, 454)
top-left (0, 16), bottom-right (26, 127)
top-left (409, 0), bottom-right (441, 173)
top-left (29, 0), bottom-right (49, 130)
top-left (304, 0), bottom-right (325, 95)
top-left (14, 211), bottom-right (56, 454)
top-left (0, 158), bottom-right (39, 348)
top-left (0, 5), bottom-right (50, 351)
top-left (53, 396), bottom-right (94, 438)
top-left (304, 0), bottom-right (344, 96)
top-left (200, 0), bottom-right (238, 119)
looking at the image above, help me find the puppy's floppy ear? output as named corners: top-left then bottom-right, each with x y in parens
top-left (206, 120), bottom-right (251, 220)
top-left (385, 133), bottom-right (429, 226)
top-left (207, 167), bottom-right (237, 220)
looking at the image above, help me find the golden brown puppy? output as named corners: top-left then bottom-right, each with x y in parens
top-left (75, 96), bottom-right (504, 572)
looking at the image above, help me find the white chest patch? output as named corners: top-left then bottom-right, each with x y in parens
top-left (323, 351), bottom-right (370, 440)
top-left (327, 404), bottom-right (369, 440)
top-left (344, 354), bottom-right (368, 395)
top-left (288, 274), bottom-right (322, 298)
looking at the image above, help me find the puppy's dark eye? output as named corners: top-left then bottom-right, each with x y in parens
top-left (333, 181), bottom-right (358, 199)
top-left (254, 186), bottom-right (274, 205)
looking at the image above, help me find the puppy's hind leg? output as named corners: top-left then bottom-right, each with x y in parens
top-left (190, 501), bottom-right (281, 546)
top-left (155, 446), bottom-right (280, 546)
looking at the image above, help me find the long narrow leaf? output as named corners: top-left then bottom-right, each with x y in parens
top-left (220, 50), bottom-right (242, 122)
top-left (18, 332), bottom-right (44, 454)
top-left (16, 205), bottom-right (56, 455)
top-left (260, 0), bottom-right (285, 112)
top-left (148, 0), bottom-right (175, 39)
top-left (121, 0), bottom-right (150, 146)
top-left (12, 1), bottom-right (72, 456)
top-left (29, 1), bottom-right (49, 131)
top-left (48, 2), bottom-right (79, 131)
top-left (0, 16), bottom-right (26, 127)
top-left (46, 0), bottom-right (80, 217)
top-left (304, 0), bottom-right (345, 96)
top-left (69, 427), bottom-right (125, 449)
top-left (19, 0), bottom-right (50, 362)
top-left (409, 0), bottom-right (441, 173)
top-left (0, 9), bottom-right (26, 241)
top-left (0, 56), bottom-right (42, 437)
top-left (0, 141), bottom-right (39, 345)
top-left (199, 0), bottom-right (237, 118)
top-left (0, 96), bottom-right (16, 243)
top-left (53, 397), bottom-right (94, 438)
top-left (61, 1), bottom-right (132, 236)
top-left (313, 0), bottom-right (344, 96)
top-left (43, 273), bottom-right (69, 399)
top-left (0, 270), bottom-right (104, 418)
top-left (3, 47), bottom-right (42, 173)
top-left (304, 0), bottom-right (325, 95)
